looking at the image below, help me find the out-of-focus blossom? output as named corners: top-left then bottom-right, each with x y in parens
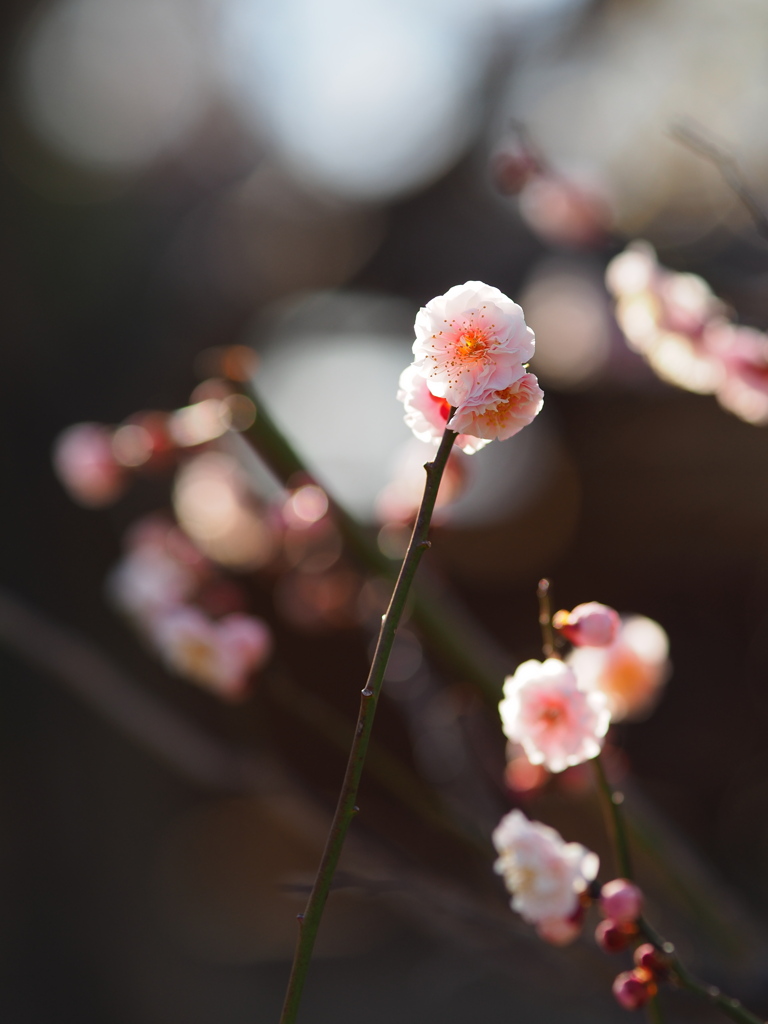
top-left (173, 452), bottom-right (278, 570)
top-left (567, 614), bottom-right (670, 723)
top-left (499, 659), bottom-right (610, 773)
top-left (519, 174), bottom-right (613, 248)
top-left (553, 602), bottom-right (620, 647)
top-left (397, 363), bottom-right (491, 454)
top-left (705, 322), bottom-right (768, 425)
top-left (152, 606), bottom-right (271, 699)
top-left (606, 242), bottom-right (727, 394)
top-left (411, 281), bottom-right (535, 407)
top-left (612, 970), bottom-right (655, 1010)
top-left (535, 911), bottom-right (584, 947)
top-left (492, 808), bottom-right (599, 924)
top-left (107, 516), bottom-right (207, 625)
top-left (491, 147), bottom-right (541, 196)
top-left (600, 878), bottom-right (643, 924)
top-left (52, 422), bottom-right (125, 507)
top-left (448, 373), bottom-right (544, 445)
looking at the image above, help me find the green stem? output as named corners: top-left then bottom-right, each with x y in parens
top-left (592, 752), bottom-right (633, 879)
top-left (646, 993), bottom-right (664, 1024)
top-left (278, 423), bottom-right (457, 1024)
top-left (595, 759), bottom-right (765, 1024)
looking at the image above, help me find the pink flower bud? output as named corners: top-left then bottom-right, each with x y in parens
top-left (52, 422), bottom-right (125, 508)
top-left (633, 943), bottom-right (668, 977)
top-left (600, 879), bottom-right (643, 923)
top-left (612, 970), bottom-right (654, 1011)
top-left (595, 918), bottom-right (636, 953)
top-left (553, 602), bottom-right (620, 647)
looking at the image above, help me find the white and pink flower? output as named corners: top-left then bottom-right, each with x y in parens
top-left (492, 809), bottom-right (599, 924)
top-left (412, 281), bottom-right (535, 407)
top-left (397, 363), bottom-right (491, 454)
top-left (151, 606), bottom-right (272, 700)
top-left (567, 614), bottom-right (670, 723)
top-left (448, 373), bottom-right (544, 444)
top-left (499, 658), bottom-right (610, 773)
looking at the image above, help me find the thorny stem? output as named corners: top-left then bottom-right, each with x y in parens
top-left (594, 754), bottom-right (766, 1024)
top-left (278, 421), bottom-right (458, 1024)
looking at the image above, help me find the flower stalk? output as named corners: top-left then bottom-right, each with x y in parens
top-left (278, 421), bottom-right (458, 1024)
top-left (594, 753), bottom-right (766, 1024)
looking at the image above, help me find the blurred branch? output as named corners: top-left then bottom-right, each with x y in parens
top-left (670, 122), bottom-right (768, 241)
top-left (240, 386), bottom-right (510, 704)
top-left (0, 586), bottom-right (268, 792)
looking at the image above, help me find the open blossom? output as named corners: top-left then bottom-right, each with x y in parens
top-left (397, 363), bottom-right (491, 454)
top-left (499, 658), bottom-right (610, 773)
top-left (448, 373), bottom-right (544, 443)
top-left (52, 422), bottom-right (125, 507)
top-left (152, 606), bottom-right (272, 699)
top-left (492, 809), bottom-right (599, 924)
top-left (412, 281), bottom-right (535, 407)
top-left (567, 615), bottom-right (670, 723)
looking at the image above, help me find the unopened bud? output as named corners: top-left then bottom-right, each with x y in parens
top-left (600, 878), bottom-right (643, 923)
top-left (553, 602), bottom-right (620, 647)
top-left (612, 970), bottom-right (654, 1010)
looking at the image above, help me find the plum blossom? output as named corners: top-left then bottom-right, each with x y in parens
top-left (492, 809), bottom-right (599, 924)
top-left (567, 615), bottom-right (670, 723)
top-left (411, 281), bottom-right (535, 407)
top-left (107, 516), bottom-right (208, 626)
top-left (52, 422), bottom-right (125, 507)
top-left (553, 602), bottom-right (620, 648)
top-left (448, 373), bottom-right (544, 444)
top-left (499, 658), bottom-right (610, 773)
top-left (397, 363), bottom-right (491, 454)
top-left (151, 606), bottom-right (272, 699)
top-left (704, 322), bottom-right (768, 425)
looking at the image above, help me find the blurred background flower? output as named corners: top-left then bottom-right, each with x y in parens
top-left (4, 0), bottom-right (768, 1020)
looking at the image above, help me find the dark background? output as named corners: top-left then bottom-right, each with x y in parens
top-left (2, 0), bottom-right (768, 1020)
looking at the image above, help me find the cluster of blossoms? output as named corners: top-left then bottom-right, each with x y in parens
top-left (492, 809), bottom-right (598, 945)
top-left (491, 809), bottom-right (668, 1010)
top-left (398, 282), bottom-right (544, 452)
top-left (492, 599), bottom-right (673, 1005)
top-left (499, 602), bottom-right (669, 785)
top-left (607, 241), bottom-right (768, 424)
top-left (109, 516), bottom-right (272, 700)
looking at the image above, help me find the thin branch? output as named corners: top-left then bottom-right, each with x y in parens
top-left (278, 421), bottom-right (458, 1024)
top-left (0, 587), bottom-right (268, 793)
top-left (670, 121), bottom-right (768, 241)
top-left (594, 750), bottom-right (766, 1024)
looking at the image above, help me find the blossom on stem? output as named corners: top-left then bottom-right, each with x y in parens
top-left (448, 373), bottom-right (544, 443)
top-left (567, 614), bottom-right (670, 723)
top-left (553, 601), bottom-right (620, 647)
top-left (397, 363), bottom-right (491, 454)
top-left (492, 808), bottom-right (598, 924)
top-left (412, 281), bottom-right (535, 407)
top-left (499, 658), bottom-right (610, 773)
